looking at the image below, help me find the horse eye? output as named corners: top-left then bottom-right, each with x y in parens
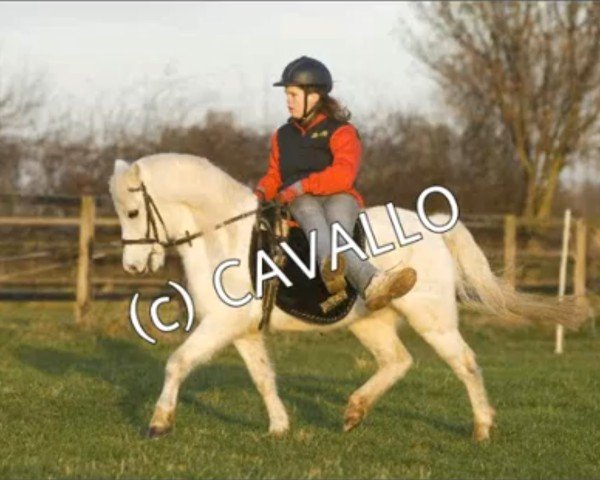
top-left (127, 209), bottom-right (139, 219)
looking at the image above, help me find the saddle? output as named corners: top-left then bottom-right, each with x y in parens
top-left (248, 201), bottom-right (366, 327)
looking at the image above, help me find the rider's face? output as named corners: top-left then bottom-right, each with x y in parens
top-left (285, 86), bottom-right (320, 119)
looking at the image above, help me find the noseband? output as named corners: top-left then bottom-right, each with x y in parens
top-left (120, 182), bottom-right (278, 248)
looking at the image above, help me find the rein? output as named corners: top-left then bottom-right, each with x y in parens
top-left (121, 182), bottom-right (278, 248)
top-left (121, 181), bottom-right (289, 331)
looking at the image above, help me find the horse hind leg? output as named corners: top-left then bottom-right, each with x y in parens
top-left (424, 329), bottom-right (496, 441)
top-left (234, 333), bottom-right (289, 436)
top-left (400, 298), bottom-right (496, 441)
top-left (344, 309), bottom-right (413, 432)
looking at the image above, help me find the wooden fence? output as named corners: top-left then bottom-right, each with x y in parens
top-left (502, 214), bottom-right (587, 296)
top-left (0, 194), bottom-right (594, 325)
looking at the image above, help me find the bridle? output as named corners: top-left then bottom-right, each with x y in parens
top-left (120, 182), bottom-right (278, 248)
top-left (121, 181), bottom-right (290, 331)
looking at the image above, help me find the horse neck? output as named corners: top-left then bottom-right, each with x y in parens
top-left (186, 177), bottom-right (256, 231)
top-left (172, 175), bottom-right (258, 304)
top-left (149, 158), bottom-right (264, 317)
top-left (150, 156), bottom-right (256, 230)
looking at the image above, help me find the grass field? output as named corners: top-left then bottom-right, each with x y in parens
top-left (0, 301), bottom-right (599, 479)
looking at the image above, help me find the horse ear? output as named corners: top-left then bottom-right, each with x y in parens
top-left (114, 158), bottom-right (130, 173)
top-left (108, 159), bottom-right (130, 192)
top-left (125, 162), bottom-right (142, 187)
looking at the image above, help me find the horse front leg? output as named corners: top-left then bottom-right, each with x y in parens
top-left (148, 310), bottom-right (250, 438)
top-left (234, 333), bottom-right (289, 436)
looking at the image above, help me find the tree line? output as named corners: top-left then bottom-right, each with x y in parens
top-left (1, 2), bottom-right (599, 221)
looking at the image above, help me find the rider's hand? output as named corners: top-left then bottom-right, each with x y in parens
top-left (254, 189), bottom-right (266, 202)
top-left (254, 189), bottom-right (275, 213)
top-left (276, 181), bottom-right (303, 204)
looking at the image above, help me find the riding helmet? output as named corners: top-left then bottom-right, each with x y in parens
top-left (273, 56), bottom-right (333, 93)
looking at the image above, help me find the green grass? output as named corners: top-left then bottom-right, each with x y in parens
top-left (0, 301), bottom-right (599, 479)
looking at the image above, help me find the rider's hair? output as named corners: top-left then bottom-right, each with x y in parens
top-left (306, 86), bottom-right (351, 123)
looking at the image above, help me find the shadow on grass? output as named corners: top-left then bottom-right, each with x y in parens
top-left (17, 337), bottom-right (166, 432)
top-left (15, 337), bottom-right (470, 439)
top-left (14, 338), bottom-right (352, 434)
top-left (396, 410), bottom-right (471, 437)
top-left (16, 338), bottom-right (258, 433)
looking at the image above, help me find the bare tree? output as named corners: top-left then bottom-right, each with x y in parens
top-left (405, 2), bottom-right (600, 219)
top-left (27, 73), bottom-right (200, 195)
top-left (0, 50), bottom-right (46, 193)
top-left (358, 110), bottom-right (523, 213)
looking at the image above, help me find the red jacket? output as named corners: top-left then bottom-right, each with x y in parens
top-left (256, 112), bottom-right (365, 208)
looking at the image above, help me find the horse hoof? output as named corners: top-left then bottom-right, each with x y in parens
top-left (473, 421), bottom-right (494, 442)
top-left (343, 397), bottom-right (368, 432)
top-left (147, 424), bottom-right (172, 439)
top-left (343, 416), bottom-right (362, 432)
top-left (269, 426), bottom-right (289, 438)
top-left (147, 406), bottom-right (175, 439)
top-left (473, 407), bottom-right (496, 442)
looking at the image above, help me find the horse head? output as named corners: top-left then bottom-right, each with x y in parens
top-left (108, 158), bottom-right (167, 274)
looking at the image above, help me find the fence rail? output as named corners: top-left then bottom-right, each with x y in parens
top-left (0, 194), bottom-right (594, 324)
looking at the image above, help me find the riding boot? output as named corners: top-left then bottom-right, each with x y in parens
top-left (320, 254), bottom-right (347, 295)
top-left (363, 264), bottom-right (417, 311)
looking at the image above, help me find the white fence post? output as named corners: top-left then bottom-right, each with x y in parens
top-left (555, 209), bottom-right (571, 354)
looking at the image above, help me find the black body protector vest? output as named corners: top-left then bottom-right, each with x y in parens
top-left (277, 117), bottom-right (348, 191)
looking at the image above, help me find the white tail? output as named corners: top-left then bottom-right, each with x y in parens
top-left (436, 215), bottom-right (586, 330)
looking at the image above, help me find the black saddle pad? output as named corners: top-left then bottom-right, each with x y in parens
top-left (249, 214), bottom-right (366, 325)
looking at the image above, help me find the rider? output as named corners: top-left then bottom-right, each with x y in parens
top-left (254, 56), bottom-right (417, 311)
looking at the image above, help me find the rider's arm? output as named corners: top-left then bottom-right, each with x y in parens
top-left (255, 132), bottom-right (282, 201)
top-left (299, 124), bottom-right (362, 195)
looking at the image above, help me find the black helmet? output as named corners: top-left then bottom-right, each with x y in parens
top-left (273, 56), bottom-right (333, 93)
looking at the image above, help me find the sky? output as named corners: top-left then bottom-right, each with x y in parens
top-left (0, 1), bottom-right (441, 131)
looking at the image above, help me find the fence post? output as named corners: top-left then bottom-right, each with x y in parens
top-left (504, 214), bottom-right (517, 287)
top-left (75, 195), bottom-right (95, 325)
top-left (574, 218), bottom-right (590, 332)
top-left (555, 209), bottom-right (572, 354)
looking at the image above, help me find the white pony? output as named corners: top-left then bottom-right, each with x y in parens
top-left (108, 153), bottom-right (580, 442)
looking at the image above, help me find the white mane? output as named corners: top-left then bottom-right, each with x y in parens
top-left (136, 152), bottom-right (253, 212)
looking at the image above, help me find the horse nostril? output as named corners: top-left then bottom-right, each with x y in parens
top-left (126, 263), bottom-right (139, 273)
